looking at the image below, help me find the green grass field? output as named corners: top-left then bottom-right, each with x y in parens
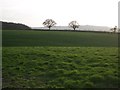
top-left (2, 30), bottom-right (119, 88)
top-left (3, 30), bottom-right (118, 47)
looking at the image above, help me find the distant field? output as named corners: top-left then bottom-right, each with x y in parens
top-left (2, 30), bottom-right (119, 88)
top-left (2, 30), bottom-right (118, 47)
top-left (2, 47), bottom-right (119, 88)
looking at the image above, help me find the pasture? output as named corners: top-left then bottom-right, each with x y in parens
top-left (2, 30), bottom-right (119, 88)
top-left (3, 30), bottom-right (118, 47)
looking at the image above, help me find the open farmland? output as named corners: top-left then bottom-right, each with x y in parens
top-left (2, 30), bottom-right (119, 88)
top-left (3, 30), bottom-right (118, 47)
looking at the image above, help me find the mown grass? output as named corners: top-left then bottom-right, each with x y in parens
top-left (2, 47), bottom-right (119, 88)
top-left (2, 30), bottom-right (118, 47)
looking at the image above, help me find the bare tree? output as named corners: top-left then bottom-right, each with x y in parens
top-left (110, 26), bottom-right (117, 33)
top-left (43, 19), bottom-right (56, 30)
top-left (113, 26), bottom-right (117, 33)
top-left (69, 21), bottom-right (79, 30)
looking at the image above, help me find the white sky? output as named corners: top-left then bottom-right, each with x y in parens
top-left (0, 0), bottom-right (119, 27)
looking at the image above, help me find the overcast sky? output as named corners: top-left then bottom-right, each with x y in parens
top-left (1, 0), bottom-right (119, 27)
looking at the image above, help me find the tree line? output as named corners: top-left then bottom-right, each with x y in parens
top-left (1, 20), bottom-right (119, 33)
top-left (43, 19), bottom-right (119, 33)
